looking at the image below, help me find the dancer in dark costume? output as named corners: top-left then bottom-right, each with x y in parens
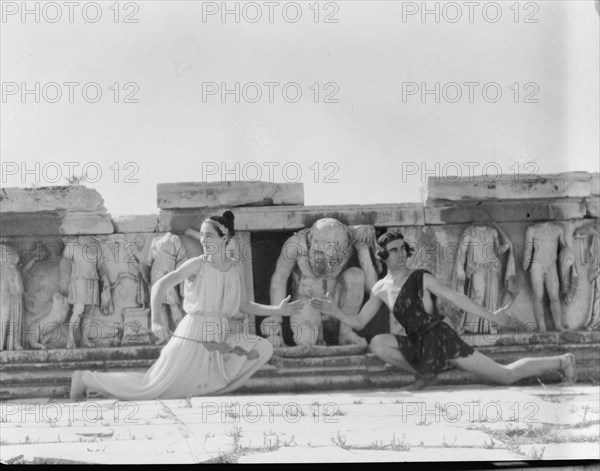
top-left (310, 230), bottom-right (577, 390)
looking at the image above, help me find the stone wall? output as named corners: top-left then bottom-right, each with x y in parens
top-left (0, 174), bottom-right (598, 351)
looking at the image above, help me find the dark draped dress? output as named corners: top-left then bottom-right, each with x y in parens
top-left (393, 269), bottom-right (474, 380)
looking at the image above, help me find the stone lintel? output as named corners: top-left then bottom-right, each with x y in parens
top-left (0, 211), bottom-right (114, 237)
top-left (59, 212), bottom-right (114, 235)
top-left (157, 181), bottom-right (304, 209)
top-left (112, 214), bottom-right (159, 233)
top-left (425, 198), bottom-right (586, 225)
top-left (0, 186), bottom-right (108, 213)
top-left (426, 172), bottom-right (592, 203)
top-left (158, 203), bottom-right (425, 233)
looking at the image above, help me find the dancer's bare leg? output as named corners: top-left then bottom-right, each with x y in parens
top-left (370, 333), bottom-right (429, 389)
top-left (70, 370), bottom-right (87, 401)
top-left (369, 334), bottom-right (416, 374)
top-left (449, 351), bottom-right (576, 385)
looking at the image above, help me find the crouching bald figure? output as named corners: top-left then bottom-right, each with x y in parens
top-left (266, 218), bottom-right (378, 347)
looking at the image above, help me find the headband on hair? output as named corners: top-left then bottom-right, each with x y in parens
top-left (204, 218), bottom-right (230, 239)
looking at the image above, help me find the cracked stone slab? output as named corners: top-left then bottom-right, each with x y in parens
top-left (158, 204), bottom-right (425, 232)
top-left (157, 182), bottom-right (304, 209)
top-left (0, 186), bottom-right (108, 213)
top-left (424, 198), bottom-right (586, 225)
top-left (0, 212), bottom-right (114, 237)
top-left (426, 172), bottom-right (592, 202)
top-left (112, 215), bottom-right (159, 233)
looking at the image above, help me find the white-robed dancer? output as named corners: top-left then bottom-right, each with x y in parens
top-left (70, 211), bottom-right (302, 401)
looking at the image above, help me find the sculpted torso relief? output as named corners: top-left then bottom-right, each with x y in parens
top-left (268, 218), bottom-right (377, 347)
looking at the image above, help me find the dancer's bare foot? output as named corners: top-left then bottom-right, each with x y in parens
top-left (70, 370), bottom-right (87, 401)
top-left (559, 353), bottom-right (577, 385)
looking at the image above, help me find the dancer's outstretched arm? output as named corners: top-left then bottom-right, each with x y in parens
top-left (423, 273), bottom-right (522, 328)
top-left (309, 291), bottom-right (382, 331)
top-left (236, 263), bottom-right (303, 318)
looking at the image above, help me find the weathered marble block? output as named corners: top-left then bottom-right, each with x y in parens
top-left (157, 181), bottom-right (304, 209)
top-left (425, 198), bottom-right (586, 225)
top-left (427, 172), bottom-right (592, 202)
top-left (0, 212), bottom-right (114, 237)
top-left (112, 214), bottom-right (159, 233)
top-left (0, 186), bottom-right (113, 237)
top-left (159, 203), bottom-right (425, 233)
top-left (0, 186), bottom-right (107, 213)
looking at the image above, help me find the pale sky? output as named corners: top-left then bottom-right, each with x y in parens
top-left (1, 1), bottom-right (599, 216)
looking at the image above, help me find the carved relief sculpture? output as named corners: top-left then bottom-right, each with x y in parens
top-left (62, 236), bottom-right (112, 348)
top-left (0, 243), bottom-right (25, 350)
top-left (268, 218), bottom-right (378, 347)
top-left (522, 222), bottom-right (577, 332)
top-left (144, 233), bottom-right (187, 332)
top-left (22, 240), bottom-right (70, 349)
top-left (574, 222), bottom-right (600, 330)
top-left (454, 222), bottom-right (516, 335)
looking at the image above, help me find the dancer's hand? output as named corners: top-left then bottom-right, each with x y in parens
top-left (151, 322), bottom-right (169, 345)
top-left (491, 306), bottom-right (523, 329)
top-left (278, 295), bottom-right (303, 317)
top-left (309, 292), bottom-right (338, 316)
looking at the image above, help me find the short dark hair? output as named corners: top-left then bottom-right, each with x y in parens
top-left (376, 230), bottom-right (414, 260)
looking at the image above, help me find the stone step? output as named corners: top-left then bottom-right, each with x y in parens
top-left (1, 343), bottom-right (597, 401)
top-left (2, 361), bottom-right (598, 401)
top-left (0, 362), bottom-right (381, 386)
top-left (0, 344), bottom-right (368, 364)
top-left (2, 332), bottom-right (596, 365)
top-left (3, 343), bottom-right (595, 385)
top-left (0, 353), bottom-right (382, 373)
top-left (1, 342), bottom-right (594, 372)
